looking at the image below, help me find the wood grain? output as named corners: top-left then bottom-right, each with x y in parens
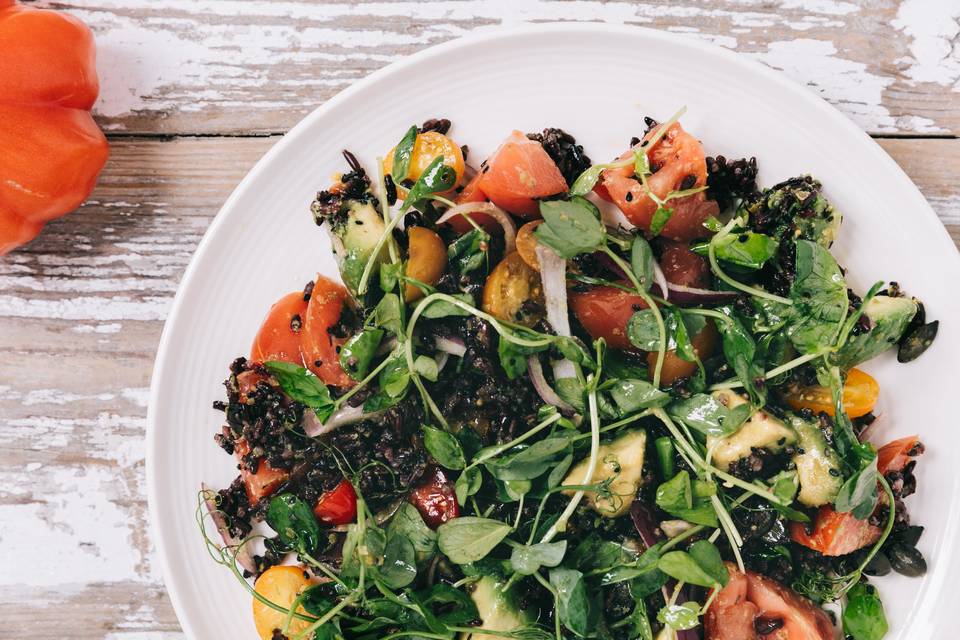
top-left (1, 135), bottom-right (957, 637)
top-left (35, 0), bottom-right (960, 136)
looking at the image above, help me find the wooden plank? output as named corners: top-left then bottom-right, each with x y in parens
top-left (40, 0), bottom-right (960, 136)
top-left (0, 135), bottom-right (955, 637)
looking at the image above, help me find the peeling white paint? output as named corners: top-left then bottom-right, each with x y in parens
top-left (73, 322), bottom-right (124, 334)
top-left (0, 294), bottom-right (172, 321)
top-left (893, 0), bottom-right (960, 88)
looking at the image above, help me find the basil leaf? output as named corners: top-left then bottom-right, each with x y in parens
top-left (668, 393), bottom-right (751, 438)
top-left (339, 328), bottom-right (384, 380)
top-left (609, 378), bottom-right (670, 413)
top-left (692, 231), bottom-right (778, 269)
top-left (437, 517), bottom-right (512, 564)
top-left (843, 582), bottom-right (889, 640)
top-left (422, 425), bottom-right (466, 470)
top-left (631, 236), bottom-right (656, 292)
top-left (510, 540), bottom-right (568, 575)
top-left (378, 533), bottom-right (417, 588)
top-left (448, 227), bottom-right (490, 276)
top-left (601, 544), bottom-right (667, 594)
top-left (627, 309), bottom-right (705, 352)
top-left (787, 239), bottom-right (848, 354)
top-left (657, 601), bottom-right (701, 631)
top-left (391, 125), bottom-right (418, 182)
top-left (669, 308), bottom-right (696, 362)
top-left (535, 197), bottom-right (606, 259)
top-left (402, 155), bottom-right (457, 212)
top-left (416, 583), bottom-right (479, 626)
top-left (263, 361), bottom-right (335, 421)
top-left (266, 493), bottom-right (321, 555)
top-left (655, 471), bottom-right (718, 527)
top-left (835, 455), bottom-right (879, 520)
top-left (387, 503), bottom-right (437, 566)
top-left (549, 568), bottom-right (595, 637)
top-left (363, 389), bottom-right (403, 412)
top-left (715, 308), bottom-right (766, 406)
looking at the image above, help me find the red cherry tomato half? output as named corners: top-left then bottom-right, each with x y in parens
top-left (876, 435), bottom-right (921, 475)
top-left (790, 505), bottom-right (881, 556)
top-left (477, 131), bottom-right (567, 219)
top-left (313, 479), bottom-right (358, 525)
top-left (234, 438), bottom-right (288, 506)
top-left (250, 291), bottom-right (308, 365)
top-left (300, 275), bottom-right (354, 388)
top-left (569, 284), bottom-right (648, 351)
top-left (408, 468), bottom-right (460, 529)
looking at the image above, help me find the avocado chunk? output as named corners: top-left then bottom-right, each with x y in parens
top-left (563, 430), bottom-right (646, 517)
top-left (831, 295), bottom-right (918, 369)
top-left (707, 391), bottom-right (797, 471)
top-left (460, 576), bottom-right (532, 639)
top-left (335, 200), bottom-right (387, 296)
top-left (787, 415), bottom-right (842, 506)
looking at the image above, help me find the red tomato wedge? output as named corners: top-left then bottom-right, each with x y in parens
top-left (234, 439), bottom-right (288, 507)
top-left (300, 275), bottom-right (354, 388)
top-left (790, 505), bottom-right (882, 556)
top-left (706, 563), bottom-right (834, 640)
top-left (250, 291), bottom-right (308, 365)
top-left (313, 479), bottom-right (358, 525)
top-left (446, 172), bottom-right (497, 233)
top-left (570, 284), bottom-right (648, 350)
top-left (601, 123), bottom-right (718, 241)
top-left (408, 468), bottom-right (459, 529)
top-left (877, 435), bottom-right (921, 474)
top-left (477, 131), bottom-right (567, 219)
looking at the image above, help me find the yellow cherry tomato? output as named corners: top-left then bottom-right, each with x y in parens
top-left (784, 367), bottom-right (879, 418)
top-left (252, 565), bottom-right (314, 640)
top-left (404, 226), bottom-right (447, 302)
top-left (383, 131), bottom-right (465, 196)
top-left (515, 220), bottom-right (543, 270)
top-left (482, 251), bottom-right (544, 327)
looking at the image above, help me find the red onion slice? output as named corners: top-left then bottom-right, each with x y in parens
top-left (434, 335), bottom-right (466, 357)
top-left (527, 356), bottom-right (576, 415)
top-left (658, 282), bottom-right (739, 306)
top-left (436, 202), bottom-right (516, 252)
top-left (303, 404), bottom-right (366, 437)
top-left (653, 261), bottom-right (669, 302)
top-left (202, 482), bottom-right (257, 575)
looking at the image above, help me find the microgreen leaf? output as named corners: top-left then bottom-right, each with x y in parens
top-left (649, 206), bottom-right (673, 236)
top-left (266, 493), bottom-right (322, 556)
top-left (835, 455), bottom-right (879, 520)
top-left (655, 471), bottom-right (718, 527)
top-left (437, 517), bottom-right (512, 564)
top-left (401, 155), bottom-right (457, 212)
top-left (378, 533), bottom-right (418, 589)
top-left (510, 541), bottom-right (568, 575)
top-left (843, 582), bottom-right (889, 640)
top-left (549, 568), bottom-right (595, 637)
top-left (667, 393), bottom-right (751, 438)
top-left (631, 235), bottom-right (656, 292)
top-left (339, 328), bottom-right (385, 380)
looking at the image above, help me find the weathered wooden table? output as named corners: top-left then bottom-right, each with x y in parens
top-left (1, 1), bottom-right (957, 637)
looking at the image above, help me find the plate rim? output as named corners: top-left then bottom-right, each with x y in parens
top-left (146, 22), bottom-right (959, 639)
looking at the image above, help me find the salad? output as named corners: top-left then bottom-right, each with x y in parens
top-left (199, 111), bottom-right (938, 640)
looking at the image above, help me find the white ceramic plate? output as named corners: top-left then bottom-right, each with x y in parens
top-left (148, 23), bottom-right (960, 639)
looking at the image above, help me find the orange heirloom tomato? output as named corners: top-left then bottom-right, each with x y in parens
top-left (784, 367), bottom-right (879, 418)
top-left (482, 251), bottom-right (544, 327)
top-left (250, 291), bottom-right (308, 366)
top-left (252, 566), bottom-right (315, 640)
top-left (383, 130), bottom-right (465, 196)
top-left (515, 220), bottom-right (543, 270)
top-left (0, 1), bottom-right (109, 254)
top-left (404, 226), bottom-right (447, 302)
top-left (300, 275), bottom-right (355, 389)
